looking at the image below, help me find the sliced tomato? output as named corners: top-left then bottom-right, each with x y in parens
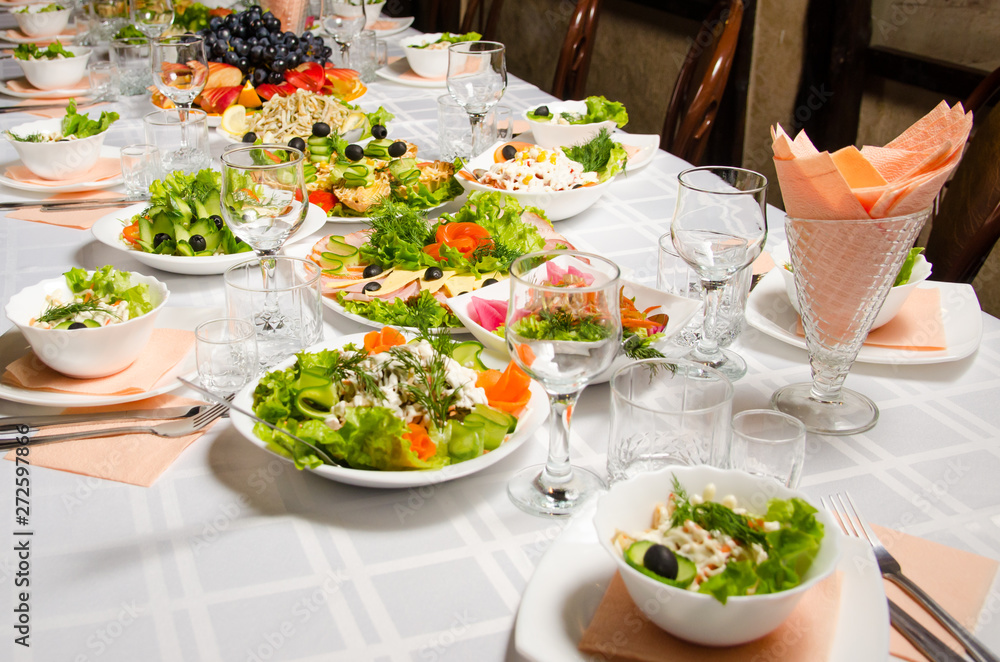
top-left (308, 190), bottom-right (337, 213)
top-left (423, 242), bottom-right (445, 262)
top-left (435, 222), bottom-right (493, 258)
top-left (122, 221), bottom-right (141, 247)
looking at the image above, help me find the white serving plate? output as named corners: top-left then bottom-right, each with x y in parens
top-left (514, 502), bottom-right (890, 662)
top-left (375, 58), bottom-right (446, 88)
top-left (0, 306), bottom-right (216, 407)
top-left (0, 77), bottom-right (91, 99)
top-left (617, 132), bottom-right (659, 171)
top-left (229, 333), bottom-right (548, 488)
top-left (0, 26), bottom-right (77, 43)
top-left (0, 144), bottom-right (122, 192)
top-left (745, 269), bottom-right (983, 365)
top-left (371, 15), bottom-right (414, 37)
top-left (91, 202), bottom-right (329, 276)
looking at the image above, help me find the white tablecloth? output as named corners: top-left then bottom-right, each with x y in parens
top-left (1, 27), bottom-right (999, 662)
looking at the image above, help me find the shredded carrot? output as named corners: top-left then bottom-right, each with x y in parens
top-left (364, 326), bottom-right (405, 354)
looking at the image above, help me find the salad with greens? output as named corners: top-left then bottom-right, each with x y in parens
top-left (31, 266), bottom-right (153, 330)
top-left (527, 95), bottom-right (629, 128)
top-left (6, 99), bottom-right (119, 143)
top-left (113, 24), bottom-right (149, 44)
top-left (413, 32), bottom-right (482, 49)
top-left (614, 478), bottom-right (825, 604)
top-left (16, 3), bottom-right (65, 13)
top-left (13, 41), bottom-right (74, 60)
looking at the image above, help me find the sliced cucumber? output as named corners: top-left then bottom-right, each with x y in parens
top-left (452, 340), bottom-right (487, 370)
top-left (175, 240), bottom-right (195, 256)
top-left (623, 541), bottom-right (696, 588)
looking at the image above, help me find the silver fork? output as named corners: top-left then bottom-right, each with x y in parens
top-left (0, 401), bottom-right (228, 451)
top-left (825, 492), bottom-right (999, 662)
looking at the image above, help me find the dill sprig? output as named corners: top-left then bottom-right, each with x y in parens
top-left (365, 198), bottom-right (432, 248)
top-left (9, 132), bottom-right (44, 143)
top-left (333, 349), bottom-right (385, 402)
top-left (512, 308), bottom-right (612, 342)
top-left (36, 301), bottom-right (118, 324)
top-left (621, 331), bottom-right (666, 361)
top-left (669, 476), bottom-right (769, 551)
top-left (387, 344), bottom-right (460, 428)
top-left (562, 128), bottom-right (615, 173)
top-left (471, 240), bottom-right (522, 271)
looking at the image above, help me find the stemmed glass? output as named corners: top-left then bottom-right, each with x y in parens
top-left (670, 167), bottom-right (767, 381)
top-left (505, 250), bottom-right (622, 517)
top-left (447, 41), bottom-right (507, 157)
top-left (130, 0), bottom-right (174, 38)
top-left (151, 36), bottom-right (207, 110)
top-left (323, 2), bottom-right (366, 68)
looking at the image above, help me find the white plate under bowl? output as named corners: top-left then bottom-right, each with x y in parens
top-left (745, 269), bottom-right (983, 365)
top-left (371, 15), bottom-right (414, 37)
top-left (91, 202), bottom-right (329, 276)
top-left (375, 58), bottom-right (446, 88)
top-left (0, 306), bottom-right (216, 407)
top-left (0, 144), bottom-right (122, 192)
top-left (616, 132), bottom-right (659, 171)
top-left (0, 27), bottom-right (77, 44)
top-left (229, 332), bottom-right (548, 488)
top-left (514, 502), bottom-right (889, 662)
top-left (0, 77), bottom-right (91, 100)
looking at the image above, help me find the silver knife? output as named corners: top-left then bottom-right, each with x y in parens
top-left (0, 404), bottom-right (209, 438)
top-left (890, 599), bottom-right (969, 662)
top-left (177, 378), bottom-right (340, 466)
top-left (0, 100), bottom-right (101, 115)
top-left (0, 198), bottom-right (141, 211)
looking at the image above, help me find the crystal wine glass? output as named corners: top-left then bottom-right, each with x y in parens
top-left (447, 41), bottom-right (507, 158)
top-left (670, 167), bottom-right (767, 381)
top-left (131, 0), bottom-right (174, 38)
top-left (151, 35), bottom-right (208, 110)
top-left (505, 250), bottom-right (622, 517)
top-left (323, 1), bottom-right (366, 68)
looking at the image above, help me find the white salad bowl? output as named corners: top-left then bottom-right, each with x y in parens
top-left (5, 116), bottom-right (107, 180)
top-left (776, 247), bottom-right (932, 330)
top-left (5, 271), bottom-right (169, 379)
top-left (523, 99), bottom-right (619, 150)
top-left (456, 140), bottom-right (615, 221)
top-left (400, 32), bottom-right (449, 78)
top-left (15, 5), bottom-right (72, 38)
top-left (364, 0), bottom-right (386, 27)
top-left (593, 465), bottom-right (841, 647)
top-left (16, 44), bottom-right (91, 90)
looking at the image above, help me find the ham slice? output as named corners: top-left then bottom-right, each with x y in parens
top-left (522, 212), bottom-right (575, 250)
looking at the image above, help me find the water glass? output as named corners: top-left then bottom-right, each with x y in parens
top-left (111, 38), bottom-right (152, 96)
top-left (120, 144), bottom-right (162, 200)
top-left (224, 257), bottom-right (323, 367)
top-left (195, 318), bottom-right (258, 395)
top-left (88, 61), bottom-right (120, 102)
top-left (143, 109), bottom-right (210, 175)
top-left (437, 95), bottom-right (509, 161)
top-left (350, 30), bottom-right (387, 83)
top-left (729, 409), bottom-right (806, 488)
top-left (608, 358), bottom-right (734, 483)
top-left (657, 232), bottom-right (751, 349)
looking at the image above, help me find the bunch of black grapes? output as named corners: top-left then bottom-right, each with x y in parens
top-left (197, 5), bottom-right (334, 86)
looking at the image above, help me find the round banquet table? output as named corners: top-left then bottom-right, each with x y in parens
top-left (1, 23), bottom-right (999, 662)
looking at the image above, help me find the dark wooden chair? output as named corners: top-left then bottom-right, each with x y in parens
top-left (661, 0), bottom-right (744, 165)
top-left (550, 0), bottom-right (603, 100)
top-left (924, 94), bottom-right (1000, 283)
top-left (460, 0), bottom-right (505, 42)
top-left (421, 0), bottom-right (461, 34)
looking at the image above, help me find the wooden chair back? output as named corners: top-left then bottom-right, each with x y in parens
top-left (924, 98), bottom-right (1000, 283)
top-left (661, 0), bottom-right (744, 165)
top-left (551, 0), bottom-right (603, 100)
top-left (461, 0), bottom-right (505, 41)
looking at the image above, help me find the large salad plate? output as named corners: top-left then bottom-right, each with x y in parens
top-left (91, 202), bottom-right (329, 276)
top-left (0, 145), bottom-right (122, 193)
top-left (514, 501), bottom-right (890, 662)
top-left (745, 269), bottom-right (983, 365)
top-left (0, 306), bottom-right (214, 407)
top-left (375, 58), bottom-right (447, 88)
top-left (229, 333), bottom-right (549, 488)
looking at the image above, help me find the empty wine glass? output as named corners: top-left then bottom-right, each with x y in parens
top-left (151, 35), bottom-right (208, 110)
top-left (447, 41), bottom-right (506, 157)
top-left (505, 250), bottom-right (622, 517)
top-left (323, 1), bottom-right (366, 67)
top-left (670, 167), bottom-right (767, 381)
top-left (131, 0), bottom-right (174, 38)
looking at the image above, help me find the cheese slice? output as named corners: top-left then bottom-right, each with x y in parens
top-left (831, 145), bottom-right (887, 189)
top-left (419, 270), bottom-right (458, 293)
top-left (377, 269), bottom-right (423, 294)
top-left (442, 272), bottom-right (504, 298)
top-left (323, 267), bottom-right (393, 289)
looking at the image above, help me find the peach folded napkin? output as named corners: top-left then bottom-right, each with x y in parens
top-left (5, 157), bottom-right (120, 186)
top-left (6, 190), bottom-right (131, 230)
top-left (5, 74), bottom-right (88, 95)
top-left (578, 572), bottom-right (843, 661)
top-left (2, 28), bottom-right (77, 45)
top-left (752, 250), bottom-right (775, 275)
top-left (16, 99), bottom-right (111, 119)
top-left (2, 328), bottom-right (194, 395)
top-left (796, 287), bottom-right (947, 351)
top-left (3, 394), bottom-right (219, 487)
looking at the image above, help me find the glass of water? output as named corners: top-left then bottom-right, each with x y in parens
top-left (120, 144), bottom-right (162, 200)
top-left (729, 409), bottom-right (807, 488)
top-left (111, 37), bottom-right (153, 96)
top-left (195, 318), bottom-right (258, 395)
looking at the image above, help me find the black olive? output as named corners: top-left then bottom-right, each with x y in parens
top-left (424, 266), bottom-right (443, 281)
top-left (643, 544), bottom-right (679, 580)
top-left (153, 232), bottom-right (170, 248)
top-left (344, 144), bottom-right (364, 161)
top-left (483, 278), bottom-right (499, 286)
top-left (387, 141), bottom-right (407, 158)
top-left (190, 234), bottom-right (207, 252)
top-left (371, 124), bottom-right (387, 139)
top-left (210, 214), bottom-right (224, 230)
top-left (534, 105), bottom-right (550, 117)
top-left (68, 322), bottom-right (87, 330)
top-left (235, 237), bottom-right (244, 244)
top-left (312, 122), bottom-right (331, 137)
top-left (288, 137), bottom-right (306, 152)
top-left (363, 281), bottom-right (382, 293)
top-left (241, 131), bottom-right (258, 143)
top-left (501, 144), bottom-right (517, 160)
top-left (362, 264), bottom-right (383, 278)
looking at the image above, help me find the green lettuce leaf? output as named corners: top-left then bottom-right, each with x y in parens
top-left (894, 247), bottom-right (925, 286)
top-left (360, 106), bottom-right (395, 140)
top-left (60, 98), bottom-right (119, 139)
top-left (698, 560), bottom-right (758, 604)
top-left (582, 95), bottom-right (629, 127)
top-left (336, 290), bottom-right (460, 328)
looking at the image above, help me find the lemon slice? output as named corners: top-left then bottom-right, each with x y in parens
top-left (220, 104), bottom-right (247, 137)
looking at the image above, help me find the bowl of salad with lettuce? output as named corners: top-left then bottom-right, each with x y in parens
top-left (594, 464), bottom-right (840, 646)
top-left (5, 99), bottom-right (118, 180)
top-left (14, 41), bottom-right (90, 90)
top-left (524, 95), bottom-right (629, 150)
top-left (400, 32), bottom-right (481, 78)
top-left (14, 3), bottom-right (71, 38)
top-left (457, 130), bottom-right (628, 221)
top-left (230, 328), bottom-right (548, 488)
top-left (5, 266), bottom-right (168, 378)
